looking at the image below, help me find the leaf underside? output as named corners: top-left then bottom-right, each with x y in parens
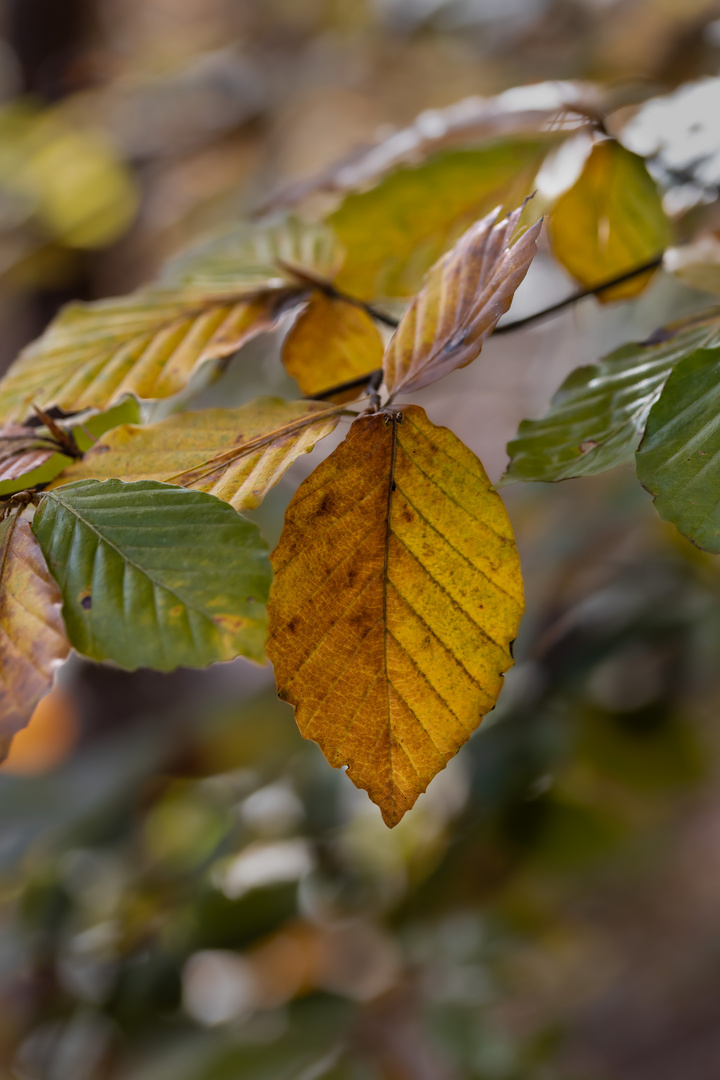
top-left (503, 314), bottom-right (720, 483)
top-left (383, 205), bottom-right (542, 398)
top-left (0, 514), bottom-right (69, 743)
top-left (0, 289), bottom-right (295, 424)
top-left (50, 398), bottom-right (344, 511)
top-left (636, 346), bottom-right (720, 552)
top-left (267, 405), bottom-right (523, 826)
top-left (548, 139), bottom-right (671, 302)
top-left (33, 479), bottom-right (272, 671)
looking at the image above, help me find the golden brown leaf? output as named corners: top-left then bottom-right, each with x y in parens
top-left (267, 405), bottom-right (523, 826)
top-left (282, 294), bottom-right (384, 398)
top-left (0, 514), bottom-right (70, 747)
top-left (383, 206), bottom-right (541, 398)
top-left (50, 398), bottom-right (344, 511)
top-left (548, 139), bottom-right (671, 302)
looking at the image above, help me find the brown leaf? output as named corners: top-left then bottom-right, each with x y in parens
top-left (267, 406), bottom-right (523, 826)
top-left (0, 425), bottom-right (58, 482)
top-left (0, 514), bottom-right (70, 746)
top-left (383, 206), bottom-right (542, 398)
top-left (282, 293), bottom-right (385, 398)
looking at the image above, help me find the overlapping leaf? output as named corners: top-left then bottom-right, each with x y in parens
top-left (0, 398), bottom-right (141, 495)
top-left (0, 217), bottom-right (340, 423)
top-left (548, 139), bottom-right (671, 301)
top-left (282, 294), bottom-right (384, 397)
top-left (33, 479), bottom-right (271, 670)
top-left (0, 514), bottom-right (70, 747)
top-left (503, 312), bottom-right (720, 483)
top-left (636, 346), bottom-right (720, 551)
top-left (162, 217), bottom-right (343, 291)
top-left (50, 398), bottom-right (344, 511)
top-left (263, 82), bottom-right (603, 213)
top-left (267, 405), bottom-right (523, 826)
top-left (330, 141), bottom-right (547, 300)
top-left (383, 206), bottom-right (542, 398)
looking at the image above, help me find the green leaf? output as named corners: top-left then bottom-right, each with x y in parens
top-left (548, 139), bottom-right (671, 301)
top-left (49, 398), bottom-right (344, 511)
top-left (636, 346), bottom-right (720, 551)
top-left (32, 479), bottom-right (271, 670)
top-left (0, 398), bottom-right (141, 496)
top-left (329, 139), bottom-right (548, 300)
top-left (162, 216), bottom-right (343, 291)
top-left (502, 313), bottom-right (720, 483)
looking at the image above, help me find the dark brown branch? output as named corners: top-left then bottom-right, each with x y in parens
top-left (493, 254), bottom-right (665, 335)
top-left (276, 260), bottom-right (400, 328)
top-left (307, 254), bottom-right (666, 402)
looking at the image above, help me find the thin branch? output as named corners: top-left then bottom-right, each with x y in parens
top-left (307, 253), bottom-right (666, 402)
top-left (493, 254), bottom-right (665, 335)
top-left (276, 260), bottom-right (400, 328)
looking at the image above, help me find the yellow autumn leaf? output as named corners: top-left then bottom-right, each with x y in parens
top-left (0, 514), bottom-right (70, 755)
top-left (548, 139), bottom-right (672, 302)
top-left (282, 293), bottom-right (384, 398)
top-left (50, 398), bottom-right (345, 511)
top-left (267, 405), bottom-right (523, 826)
top-left (0, 290), bottom-right (291, 424)
top-left (383, 205), bottom-right (541, 399)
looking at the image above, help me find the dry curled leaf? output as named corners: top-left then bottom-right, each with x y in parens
top-left (383, 206), bottom-right (542, 398)
top-left (267, 405), bottom-right (523, 826)
top-left (0, 514), bottom-right (70, 749)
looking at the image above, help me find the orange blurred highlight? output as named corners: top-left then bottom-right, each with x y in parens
top-left (1, 686), bottom-right (79, 775)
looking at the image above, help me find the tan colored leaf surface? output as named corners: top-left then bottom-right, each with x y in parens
top-left (0, 289), bottom-right (294, 423)
top-left (50, 398), bottom-right (344, 511)
top-left (548, 139), bottom-right (671, 302)
top-left (383, 206), bottom-right (541, 398)
top-left (267, 405), bottom-right (523, 826)
top-left (282, 294), bottom-right (384, 397)
top-left (0, 514), bottom-right (70, 746)
top-left (664, 235), bottom-right (720, 295)
top-left (261, 82), bottom-right (603, 212)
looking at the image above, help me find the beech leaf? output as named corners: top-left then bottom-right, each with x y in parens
top-left (330, 140), bottom-right (548, 300)
top-left (33, 479), bottom-right (271, 670)
top-left (502, 312), bottom-right (720, 483)
top-left (548, 139), bottom-right (671, 302)
top-left (0, 514), bottom-right (70, 747)
top-left (282, 294), bottom-right (384, 398)
top-left (49, 398), bottom-right (345, 511)
top-left (267, 405), bottom-right (523, 826)
top-left (383, 206), bottom-right (541, 399)
top-left (636, 346), bottom-right (720, 552)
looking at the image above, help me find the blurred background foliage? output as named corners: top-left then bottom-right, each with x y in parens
top-left (4, 0), bottom-right (720, 1077)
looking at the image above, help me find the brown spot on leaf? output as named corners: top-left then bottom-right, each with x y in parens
top-left (579, 440), bottom-right (598, 454)
top-left (79, 592), bottom-right (92, 610)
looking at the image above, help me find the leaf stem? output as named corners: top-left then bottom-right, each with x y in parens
top-left (309, 254), bottom-right (666, 402)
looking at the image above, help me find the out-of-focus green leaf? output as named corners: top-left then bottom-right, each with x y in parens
top-left (636, 346), bottom-right (720, 551)
top-left (0, 100), bottom-right (139, 249)
top-left (330, 140), bottom-right (548, 299)
top-left (163, 217), bottom-right (343, 292)
top-left (548, 139), bottom-right (671, 301)
top-left (32, 479), bottom-right (271, 670)
top-left (502, 313), bottom-right (720, 483)
top-left (50, 398), bottom-right (344, 511)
